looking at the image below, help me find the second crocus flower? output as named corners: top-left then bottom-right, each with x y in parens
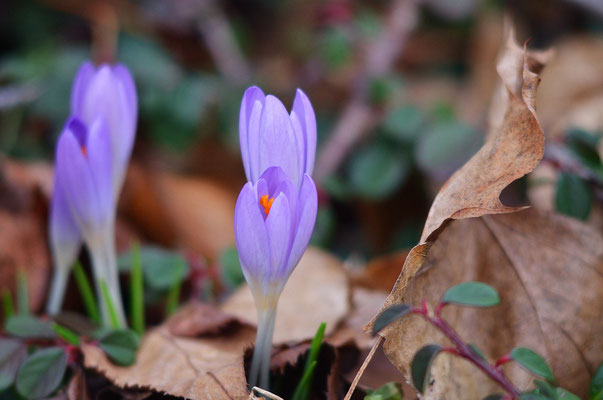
top-left (235, 87), bottom-right (318, 388)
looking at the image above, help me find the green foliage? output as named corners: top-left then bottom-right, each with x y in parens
top-left (382, 105), bottom-right (424, 143)
top-left (590, 363), bottom-right (603, 400)
top-left (441, 282), bottom-right (500, 307)
top-left (5, 315), bottom-right (57, 339)
top-left (320, 27), bottom-right (351, 69)
top-left (510, 347), bottom-right (555, 382)
top-left (17, 272), bottom-right (28, 315)
top-left (73, 262), bottom-right (100, 325)
top-left (2, 290), bottom-right (14, 319)
top-left (291, 323), bottom-right (326, 400)
top-left (310, 206), bottom-right (336, 247)
top-left (100, 280), bottom-right (122, 330)
top-left (98, 329), bottom-right (140, 367)
top-left (349, 141), bottom-right (410, 199)
top-left (219, 246), bottom-right (246, 289)
top-left (129, 243), bottom-right (145, 336)
top-left (566, 128), bottom-right (603, 179)
top-left (365, 382), bottom-right (403, 400)
top-left (555, 172), bottom-right (592, 220)
top-left (52, 324), bottom-right (80, 346)
top-left (15, 347), bottom-right (67, 399)
top-left (411, 344), bottom-right (442, 393)
top-left (372, 304), bottom-right (412, 335)
top-left (119, 246), bottom-right (189, 291)
top-left (0, 339), bottom-right (27, 391)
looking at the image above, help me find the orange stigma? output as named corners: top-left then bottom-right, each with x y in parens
top-left (81, 146), bottom-right (87, 157)
top-left (259, 194), bottom-right (274, 216)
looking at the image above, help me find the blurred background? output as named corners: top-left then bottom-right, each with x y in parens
top-left (1, 0), bottom-right (603, 311)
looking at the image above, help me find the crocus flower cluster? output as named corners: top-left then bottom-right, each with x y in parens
top-left (235, 87), bottom-right (318, 388)
top-left (47, 61), bottom-right (137, 327)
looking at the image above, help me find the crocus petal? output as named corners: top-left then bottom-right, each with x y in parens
top-left (259, 166), bottom-right (289, 196)
top-left (113, 64), bottom-right (138, 119)
top-left (49, 176), bottom-right (81, 270)
top-left (264, 193), bottom-right (292, 286)
top-left (290, 89), bottom-right (317, 176)
top-left (257, 95), bottom-right (300, 186)
top-left (247, 100), bottom-right (264, 183)
top-left (86, 116), bottom-right (114, 220)
top-left (239, 86), bottom-right (265, 182)
top-left (70, 61), bottom-right (95, 116)
top-left (234, 183), bottom-right (270, 293)
top-left (285, 174), bottom-right (317, 276)
top-left (56, 119), bottom-right (104, 241)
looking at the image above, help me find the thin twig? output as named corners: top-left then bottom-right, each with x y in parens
top-left (314, 0), bottom-right (420, 182)
top-left (343, 335), bottom-right (383, 400)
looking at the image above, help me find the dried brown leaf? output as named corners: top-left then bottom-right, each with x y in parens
top-left (220, 247), bottom-right (350, 344)
top-left (168, 301), bottom-right (251, 337)
top-left (82, 322), bottom-right (254, 399)
top-left (382, 210), bottom-right (603, 398)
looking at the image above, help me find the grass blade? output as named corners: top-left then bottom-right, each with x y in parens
top-left (73, 263), bottom-right (100, 325)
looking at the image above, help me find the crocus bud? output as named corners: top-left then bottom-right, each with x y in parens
top-left (70, 61), bottom-right (137, 194)
top-left (53, 116), bottom-right (125, 326)
top-left (239, 86), bottom-right (316, 188)
top-left (235, 87), bottom-right (318, 388)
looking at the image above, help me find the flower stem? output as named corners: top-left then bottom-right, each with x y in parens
top-left (89, 227), bottom-right (126, 328)
top-left (413, 306), bottom-right (521, 398)
top-left (250, 306), bottom-right (277, 389)
top-left (46, 267), bottom-right (69, 315)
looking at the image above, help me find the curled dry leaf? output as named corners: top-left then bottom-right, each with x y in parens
top-left (82, 321), bottom-right (254, 399)
top-left (220, 247), bottom-right (350, 344)
top-left (167, 301), bottom-right (251, 337)
top-left (385, 210), bottom-right (603, 398)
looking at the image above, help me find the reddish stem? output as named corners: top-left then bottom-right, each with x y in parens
top-left (496, 354), bottom-right (513, 368)
top-left (410, 307), bottom-right (521, 398)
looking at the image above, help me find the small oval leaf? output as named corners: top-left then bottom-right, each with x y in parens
top-left (441, 282), bottom-right (500, 307)
top-left (372, 304), bottom-right (412, 335)
top-left (534, 380), bottom-right (557, 399)
top-left (590, 363), bottom-right (603, 400)
top-left (411, 344), bottom-right (442, 393)
top-left (15, 347), bottom-right (67, 399)
top-left (556, 388), bottom-right (580, 400)
top-left (0, 338), bottom-right (27, 391)
top-left (5, 315), bottom-right (57, 339)
top-left (510, 347), bottom-right (555, 382)
top-left (99, 329), bottom-right (140, 366)
top-left (519, 394), bottom-right (550, 400)
top-left (483, 395), bottom-right (504, 400)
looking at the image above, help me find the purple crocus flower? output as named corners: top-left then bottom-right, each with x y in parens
top-left (47, 61), bottom-right (136, 324)
top-left (235, 87), bottom-right (318, 388)
top-left (70, 61), bottom-right (137, 194)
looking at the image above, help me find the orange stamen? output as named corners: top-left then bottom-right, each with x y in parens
top-left (259, 194), bottom-right (274, 216)
top-left (81, 146), bottom-right (87, 158)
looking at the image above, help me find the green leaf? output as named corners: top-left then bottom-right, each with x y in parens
top-left (5, 315), bottom-right (57, 339)
top-left (2, 289), bottom-right (14, 319)
top-left (98, 329), bottom-right (140, 366)
top-left (349, 141), bottom-right (410, 200)
top-left (510, 347), bottom-right (555, 381)
top-left (119, 246), bottom-right (189, 291)
top-left (590, 363), bottom-right (603, 400)
top-left (292, 323), bottom-right (326, 400)
top-left (383, 105), bottom-right (424, 143)
top-left (468, 343), bottom-right (487, 361)
top-left (411, 344), bottom-right (442, 393)
top-left (0, 339), bottom-right (27, 391)
top-left (365, 382), bottom-right (403, 400)
top-left (372, 304), bottom-right (412, 335)
top-left (555, 172), bottom-right (592, 220)
top-left (441, 282), bottom-right (500, 307)
top-left (15, 347), bottom-right (67, 399)
top-left (566, 128), bottom-right (603, 177)
top-left (219, 246), bottom-right (245, 289)
top-left (534, 380), bottom-right (558, 399)
top-left (482, 395), bottom-right (504, 400)
top-left (519, 394), bottom-right (550, 400)
top-left (556, 388), bottom-right (580, 400)
top-left (416, 122), bottom-right (481, 176)
top-left (129, 243), bottom-right (145, 336)
top-left (52, 323), bottom-right (80, 346)
top-left (73, 262), bottom-right (100, 325)
top-left (100, 280), bottom-right (122, 330)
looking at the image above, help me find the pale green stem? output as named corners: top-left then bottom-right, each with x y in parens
top-left (249, 303), bottom-right (277, 389)
top-left (89, 224), bottom-right (126, 328)
top-left (46, 266), bottom-right (69, 315)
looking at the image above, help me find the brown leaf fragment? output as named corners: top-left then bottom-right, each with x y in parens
top-left (67, 367), bottom-right (90, 400)
top-left (220, 247), bottom-right (350, 344)
top-left (381, 210), bottom-right (603, 398)
top-left (421, 30), bottom-right (548, 243)
top-left (167, 301), bottom-right (252, 337)
top-left (82, 321), bottom-right (254, 399)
